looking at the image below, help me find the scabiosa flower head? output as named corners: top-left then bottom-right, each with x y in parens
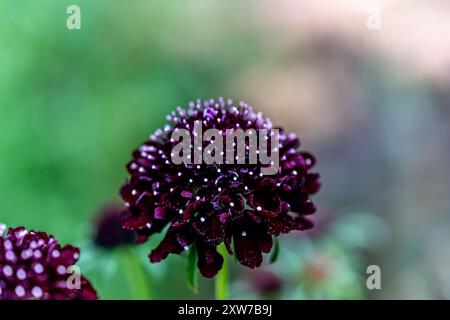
top-left (0, 225), bottom-right (98, 300)
top-left (120, 98), bottom-right (321, 278)
top-left (93, 204), bottom-right (135, 249)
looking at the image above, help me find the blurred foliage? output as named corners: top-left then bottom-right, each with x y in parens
top-left (231, 211), bottom-right (387, 300)
top-left (0, 0), bottom-right (266, 242)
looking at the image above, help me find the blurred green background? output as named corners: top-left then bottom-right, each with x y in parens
top-left (1, 0), bottom-right (450, 299)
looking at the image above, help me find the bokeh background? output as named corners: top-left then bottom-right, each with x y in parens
top-left (1, 0), bottom-right (450, 299)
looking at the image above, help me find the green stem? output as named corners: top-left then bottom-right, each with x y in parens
top-left (215, 243), bottom-right (229, 300)
top-left (120, 248), bottom-right (153, 300)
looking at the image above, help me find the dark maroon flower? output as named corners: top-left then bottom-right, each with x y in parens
top-left (120, 98), bottom-right (320, 278)
top-left (248, 270), bottom-right (283, 295)
top-left (0, 225), bottom-right (98, 300)
top-left (93, 204), bottom-right (135, 249)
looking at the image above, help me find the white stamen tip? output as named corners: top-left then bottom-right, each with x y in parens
top-left (32, 286), bottom-right (43, 298)
top-left (17, 268), bottom-right (27, 280)
top-left (3, 265), bottom-right (13, 277)
top-left (15, 285), bottom-right (25, 298)
top-left (0, 224), bottom-right (6, 236)
top-left (34, 263), bottom-right (44, 274)
top-left (57, 265), bottom-right (66, 275)
top-left (5, 251), bottom-right (15, 261)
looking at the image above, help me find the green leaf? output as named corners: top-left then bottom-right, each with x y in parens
top-left (120, 248), bottom-right (153, 299)
top-left (270, 237), bottom-right (280, 264)
top-left (187, 244), bottom-right (198, 293)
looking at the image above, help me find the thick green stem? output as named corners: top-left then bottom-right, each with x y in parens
top-left (120, 248), bottom-right (153, 300)
top-left (215, 243), bottom-right (229, 300)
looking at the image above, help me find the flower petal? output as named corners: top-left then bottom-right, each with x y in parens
top-left (149, 229), bottom-right (186, 263)
top-left (234, 232), bottom-right (263, 268)
top-left (197, 243), bottom-right (223, 278)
